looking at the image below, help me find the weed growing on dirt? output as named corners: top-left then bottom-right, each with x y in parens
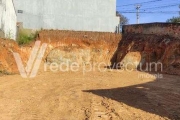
top-left (17, 30), bottom-right (38, 45)
top-left (0, 70), bottom-right (12, 75)
top-left (5, 30), bottom-right (14, 39)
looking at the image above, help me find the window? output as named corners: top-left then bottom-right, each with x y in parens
top-left (17, 10), bottom-right (23, 13)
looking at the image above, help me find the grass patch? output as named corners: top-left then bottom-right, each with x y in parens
top-left (0, 70), bottom-right (12, 76)
top-left (17, 30), bottom-right (39, 45)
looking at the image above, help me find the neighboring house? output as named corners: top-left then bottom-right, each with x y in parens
top-left (0, 0), bottom-right (17, 40)
top-left (13, 0), bottom-right (120, 33)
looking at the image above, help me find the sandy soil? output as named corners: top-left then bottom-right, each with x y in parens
top-left (0, 66), bottom-right (179, 120)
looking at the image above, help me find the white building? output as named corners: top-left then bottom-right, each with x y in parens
top-left (14, 0), bottom-right (119, 33)
top-left (0, 0), bottom-right (17, 40)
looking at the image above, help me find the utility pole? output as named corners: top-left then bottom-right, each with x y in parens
top-left (136, 4), bottom-right (141, 24)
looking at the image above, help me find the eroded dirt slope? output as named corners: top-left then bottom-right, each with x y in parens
top-left (112, 34), bottom-right (180, 75)
top-left (38, 30), bottom-right (121, 64)
top-left (0, 38), bottom-right (28, 74)
top-left (0, 30), bottom-right (121, 75)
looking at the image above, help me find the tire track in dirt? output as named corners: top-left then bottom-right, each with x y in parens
top-left (89, 96), bottom-right (121, 120)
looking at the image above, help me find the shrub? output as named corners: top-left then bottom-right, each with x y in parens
top-left (17, 30), bottom-right (38, 45)
top-left (0, 70), bottom-right (11, 75)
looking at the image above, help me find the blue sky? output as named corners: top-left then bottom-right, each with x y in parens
top-left (116, 0), bottom-right (180, 24)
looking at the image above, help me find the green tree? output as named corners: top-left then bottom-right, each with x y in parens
top-left (166, 16), bottom-right (180, 23)
top-left (116, 11), bottom-right (129, 25)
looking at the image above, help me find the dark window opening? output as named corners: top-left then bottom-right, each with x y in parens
top-left (17, 10), bottom-right (23, 13)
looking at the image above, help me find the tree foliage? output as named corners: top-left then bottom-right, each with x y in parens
top-left (166, 16), bottom-right (180, 23)
top-left (116, 11), bottom-right (129, 25)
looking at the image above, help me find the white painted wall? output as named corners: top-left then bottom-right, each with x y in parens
top-left (14, 0), bottom-right (119, 32)
top-left (0, 0), bottom-right (17, 40)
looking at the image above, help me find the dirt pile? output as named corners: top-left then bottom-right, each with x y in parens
top-left (112, 33), bottom-right (180, 75)
top-left (38, 30), bottom-right (121, 65)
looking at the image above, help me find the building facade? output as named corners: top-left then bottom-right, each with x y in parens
top-left (14, 0), bottom-right (119, 32)
top-left (0, 0), bottom-right (17, 40)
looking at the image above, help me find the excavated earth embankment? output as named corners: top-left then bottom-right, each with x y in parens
top-left (38, 30), bottom-right (121, 65)
top-left (0, 38), bottom-right (28, 75)
top-left (111, 33), bottom-right (180, 75)
top-left (0, 30), bottom-right (121, 74)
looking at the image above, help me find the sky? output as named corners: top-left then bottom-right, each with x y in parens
top-left (116, 0), bottom-right (180, 24)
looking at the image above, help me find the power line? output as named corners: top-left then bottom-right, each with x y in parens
top-left (116, 0), bottom-right (162, 7)
top-left (141, 3), bottom-right (179, 10)
top-left (118, 3), bottom-right (180, 12)
top-left (117, 1), bottom-right (180, 24)
top-left (117, 0), bottom-right (180, 8)
top-left (119, 11), bottom-right (179, 14)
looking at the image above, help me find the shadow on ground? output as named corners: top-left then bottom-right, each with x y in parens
top-left (83, 74), bottom-right (180, 119)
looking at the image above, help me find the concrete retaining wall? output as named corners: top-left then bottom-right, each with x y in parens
top-left (13, 0), bottom-right (119, 32)
top-left (122, 23), bottom-right (180, 38)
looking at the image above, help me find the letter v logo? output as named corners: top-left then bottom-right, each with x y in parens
top-left (13, 41), bottom-right (48, 78)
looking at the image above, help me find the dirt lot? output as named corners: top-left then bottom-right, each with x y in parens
top-left (0, 66), bottom-right (180, 120)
